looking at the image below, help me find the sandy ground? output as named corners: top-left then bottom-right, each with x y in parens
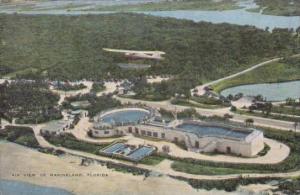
top-left (0, 142), bottom-right (239, 195)
top-left (231, 96), bottom-right (254, 108)
top-left (146, 76), bottom-right (170, 84)
top-left (97, 81), bottom-right (121, 96)
top-left (50, 81), bottom-right (93, 96)
top-left (238, 184), bottom-right (277, 194)
top-left (51, 80), bottom-right (118, 105)
top-left (0, 79), bottom-right (7, 84)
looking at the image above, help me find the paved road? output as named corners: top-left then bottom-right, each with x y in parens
top-left (115, 96), bottom-right (300, 132)
top-left (193, 57), bottom-right (282, 95)
top-left (193, 54), bottom-right (300, 96)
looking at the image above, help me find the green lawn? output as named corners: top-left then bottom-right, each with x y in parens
top-left (139, 155), bottom-right (165, 165)
top-left (235, 109), bottom-right (300, 122)
top-left (213, 57), bottom-right (300, 93)
top-left (271, 105), bottom-right (300, 116)
top-left (171, 98), bottom-right (226, 109)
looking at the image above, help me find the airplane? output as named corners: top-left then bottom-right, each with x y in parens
top-left (103, 48), bottom-right (166, 60)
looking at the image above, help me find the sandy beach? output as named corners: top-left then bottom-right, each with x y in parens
top-left (0, 142), bottom-right (242, 195)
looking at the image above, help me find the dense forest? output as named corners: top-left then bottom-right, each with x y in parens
top-left (0, 13), bottom-right (298, 82)
top-left (0, 80), bottom-right (62, 123)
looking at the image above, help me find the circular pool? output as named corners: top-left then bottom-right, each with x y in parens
top-left (99, 108), bottom-right (151, 125)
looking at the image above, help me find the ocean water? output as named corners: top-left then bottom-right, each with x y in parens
top-left (0, 180), bottom-right (74, 195)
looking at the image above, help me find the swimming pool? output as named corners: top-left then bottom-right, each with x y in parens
top-left (100, 108), bottom-right (150, 125)
top-left (176, 123), bottom-right (251, 140)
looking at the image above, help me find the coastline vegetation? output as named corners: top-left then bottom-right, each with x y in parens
top-left (254, 0), bottom-right (300, 16)
top-left (89, 0), bottom-right (240, 12)
top-left (172, 176), bottom-right (281, 192)
top-left (43, 133), bottom-right (110, 154)
top-left (0, 126), bottom-right (40, 148)
top-left (171, 161), bottom-right (270, 175)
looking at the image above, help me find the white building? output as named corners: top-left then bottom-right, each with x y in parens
top-left (89, 113), bottom-right (264, 157)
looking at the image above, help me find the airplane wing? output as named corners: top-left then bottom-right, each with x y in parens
top-left (103, 48), bottom-right (165, 55)
top-left (103, 48), bottom-right (134, 53)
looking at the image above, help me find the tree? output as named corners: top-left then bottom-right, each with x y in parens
top-left (230, 106), bottom-right (237, 112)
top-left (245, 118), bottom-right (254, 127)
top-left (264, 102), bottom-right (273, 116)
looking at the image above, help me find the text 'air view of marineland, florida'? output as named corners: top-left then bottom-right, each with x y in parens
top-left (0, 0), bottom-right (300, 195)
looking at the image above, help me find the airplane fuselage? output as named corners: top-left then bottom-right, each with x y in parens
top-left (103, 48), bottom-right (165, 61)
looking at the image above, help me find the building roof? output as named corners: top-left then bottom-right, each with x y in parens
top-left (71, 100), bottom-right (91, 108)
top-left (41, 121), bottom-right (69, 132)
top-left (71, 109), bottom-right (82, 115)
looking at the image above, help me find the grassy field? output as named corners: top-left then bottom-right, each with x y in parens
top-left (212, 57), bottom-right (300, 93)
top-left (139, 155), bottom-right (165, 165)
top-left (170, 98), bottom-right (227, 109)
top-left (271, 105), bottom-right (300, 116)
top-left (235, 109), bottom-right (300, 122)
top-left (90, 0), bottom-right (239, 12)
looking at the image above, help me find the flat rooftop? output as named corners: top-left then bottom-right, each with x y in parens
top-left (175, 121), bottom-right (254, 141)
